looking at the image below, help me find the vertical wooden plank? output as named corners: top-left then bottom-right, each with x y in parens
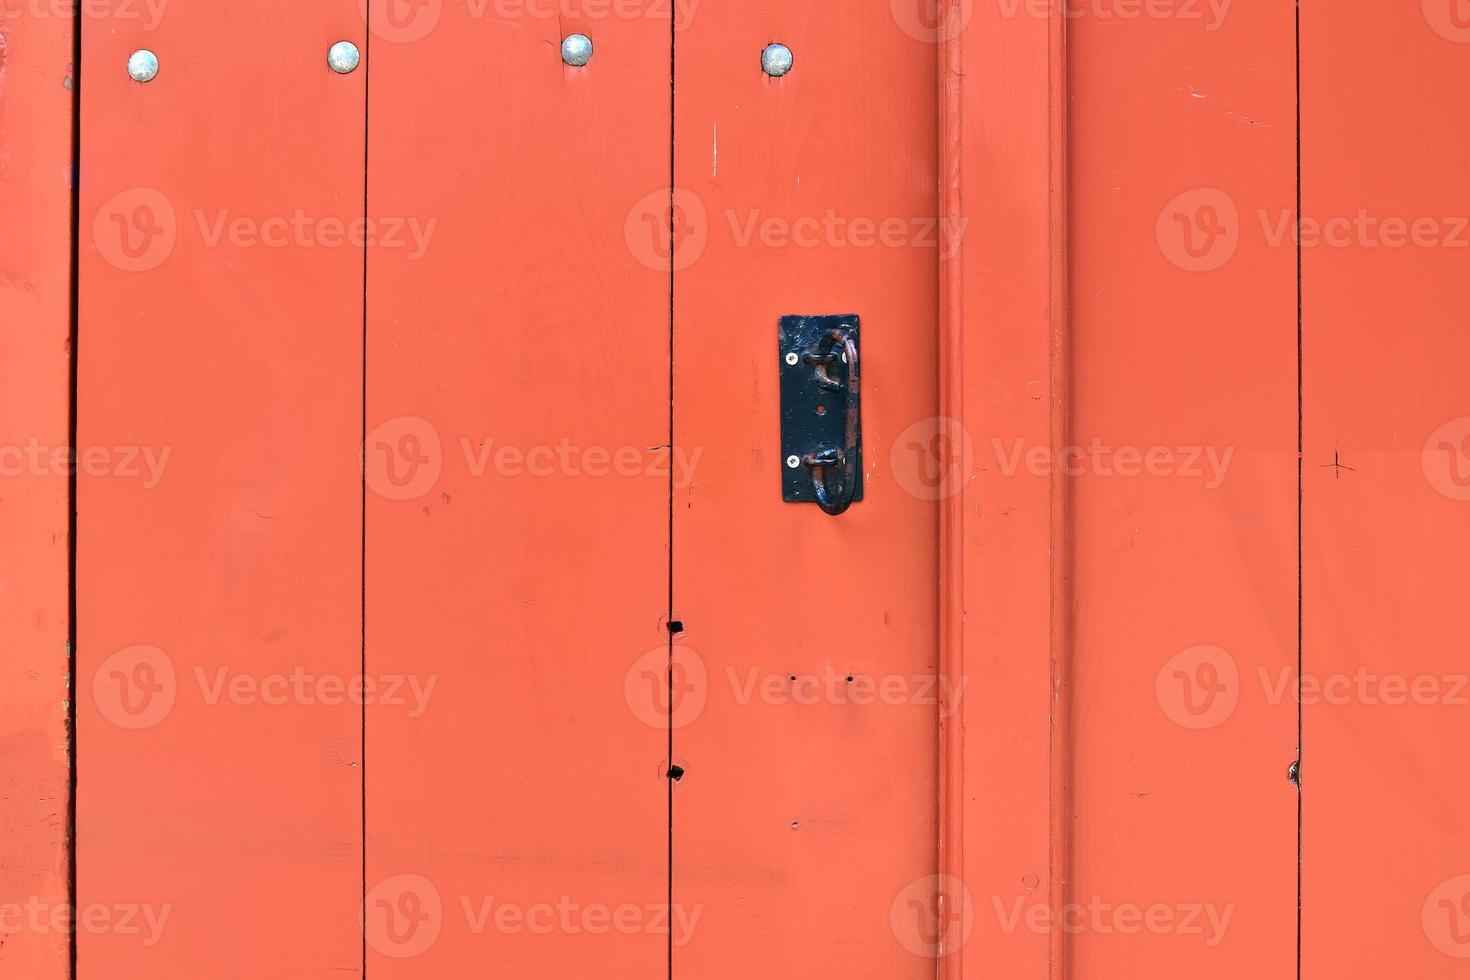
top-left (77, 4), bottom-right (364, 976)
top-left (1301, 3), bottom-right (1470, 975)
top-left (953, 0), bottom-right (1063, 976)
top-left (364, 7), bottom-right (670, 976)
top-left (0, 8), bottom-right (73, 978)
top-left (1066, 4), bottom-right (1298, 977)
top-left (672, 6), bottom-right (939, 977)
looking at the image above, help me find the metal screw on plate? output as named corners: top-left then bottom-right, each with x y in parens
top-left (786, 455), bottom-right (800, 469)
top-left (327, 41), bottom-right (361, 74)
top-left (761, 43), bottom-right (793, 78)
top-left (784, 352), bottom-right (799, 366)
top-left (127, 49), bottom-right (159, 83)
top-left (562, 34), bottom-right (593, 67)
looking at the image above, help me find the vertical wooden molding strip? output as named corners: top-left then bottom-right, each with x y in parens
top-left (0, 10), bottom-right (75, 979)
top-left (936, 1), bottom-right (966, 977)
top-left (952, 0), bottom-right (1065, 977)
top-left (1046, 9), bottom-right (1071, 980)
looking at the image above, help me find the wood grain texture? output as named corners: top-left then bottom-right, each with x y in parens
top-left (672, 5), bottom-right (939, 976)
top-left (1066, 4), bottom-right (1298, 976)
top-left (1302, 2), bottom-right (1470, 975)
top-left (76, 4), bottom-right (364, 976)
top-left (0, 9), bottom-right (73, 977)
top-left (364, 8), bottom-right (671, 975)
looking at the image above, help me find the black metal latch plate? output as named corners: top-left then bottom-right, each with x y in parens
top-left (778, 313), bottom-right (863, 506)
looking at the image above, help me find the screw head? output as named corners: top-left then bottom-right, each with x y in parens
top-left (785, 455), bottom-right (801, 469)
top-left (127, 49), bottom-right (159, 83)
top-left (561, 34), bottom-right (593, 67)
top-left (784, 352), bottom-right (799, 366)
top-left (327, 40), bottom-right (361, 74)
top-left (761, 43), bottom-right (793, 78)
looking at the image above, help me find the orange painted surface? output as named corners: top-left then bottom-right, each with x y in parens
top-left (1302, 2), bottom-right (1470, 975)
top-left (44, 2), bottom-right (1470, 977)
top-left (363, 9), bottom-right (670, 977)
top-left (953, 1), bottom-right (1061, 977)
top-left (672, 6), bottom-right (940, 977)
top-left (1066, 4), bottom-right (1298, 977)
top-left (0, 9), bottom-right (73, 978)
top-left (76, 3), bottom-right (365, 976)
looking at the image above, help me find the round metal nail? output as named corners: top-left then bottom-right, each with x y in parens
top-left (127, 49), bottom-right (159, 83)
top-left (327, 40), bottom-right (361, 74)
top-left (561, 34), bottom-right (593, 67)
top-left (761, 42), bottom-right (793, 78)
top-left (785, 455), bottom-right (801, 469)
top-left (784, 352), bottom-right (799, 366)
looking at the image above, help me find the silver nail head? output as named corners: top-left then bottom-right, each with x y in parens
top-left (127, 49), bottom-right (159, 83)
top-left (784, 352), bottom-right (800, 366)
top-left (327, 41), bottom-right (361, 74)
top-left (786, 455), bottom-right (801, 469)
top-left (561, 34), bottom-right (593, 67)
top-left (762, 43), bottom-right (793, 78)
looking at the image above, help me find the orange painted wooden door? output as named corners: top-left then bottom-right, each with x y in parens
top-left (362, 7), bottom-right (672, 977)
top-left (1301, 2), bottom-right (1470, 976)
top-left (1060, 3), bottom-right (1470, 979)
top-left (1064, 5), bottom-right (1298, 977)
top-left (74, 2), bottom-right (940, 977)
top-left (77, 4), bottom-right (366, 978)
top-left (51, 2), bottom-right (1470, 979)
top-left (672, 6), bottom-right (940, 979)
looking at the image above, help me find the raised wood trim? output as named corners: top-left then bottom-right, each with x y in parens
top-left (938, 2), bottom-right (1066, 977)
